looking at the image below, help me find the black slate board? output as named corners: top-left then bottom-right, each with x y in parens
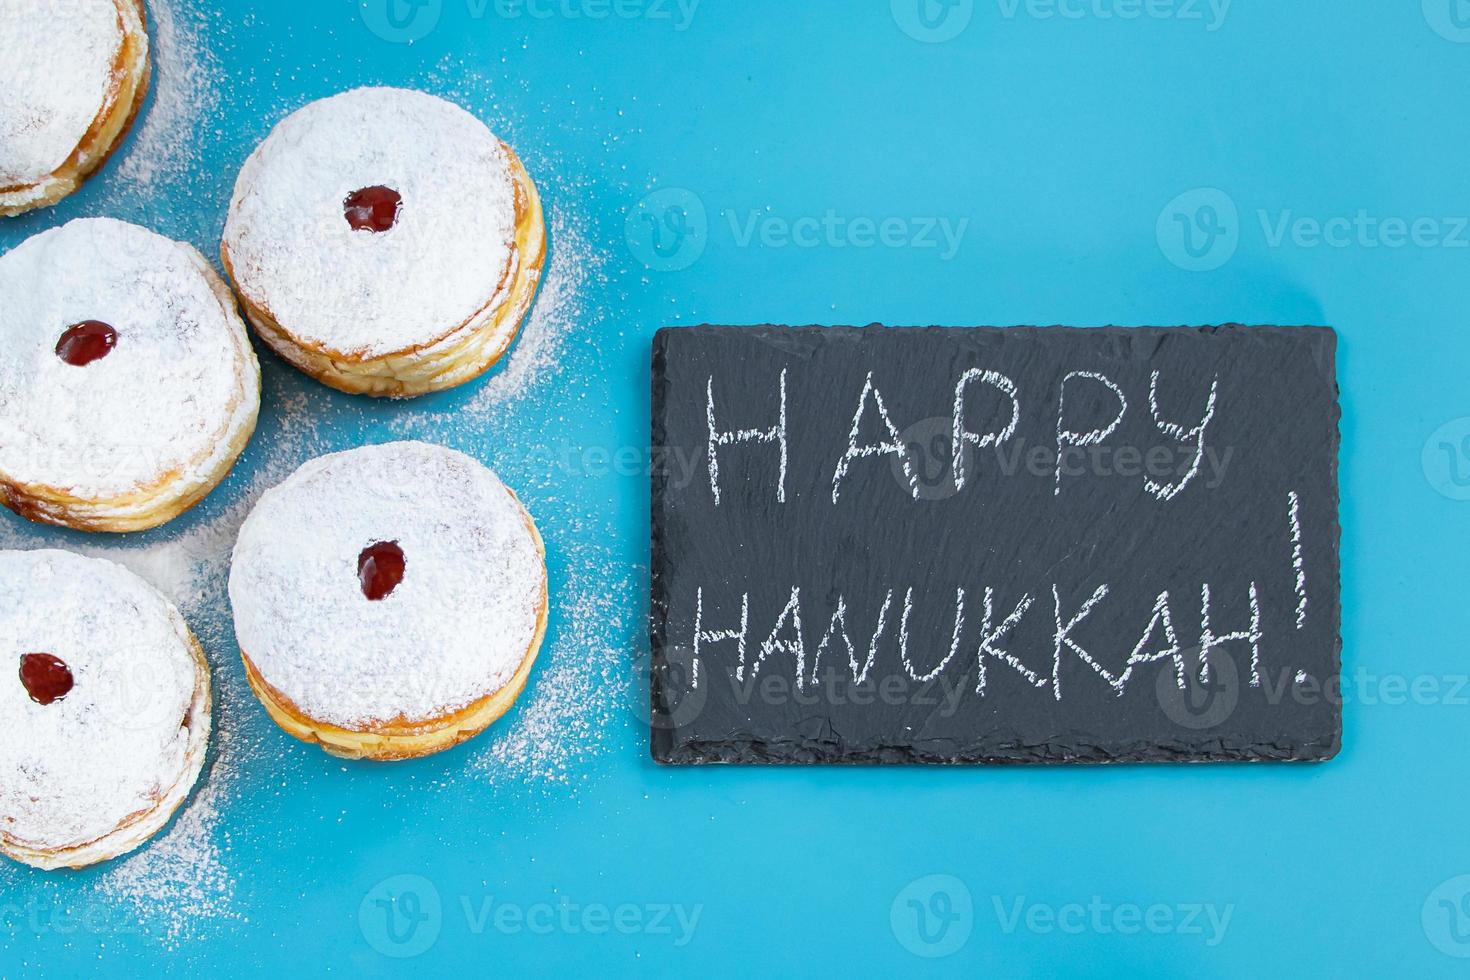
top-left (650, 325), bottom-right (1342, 765)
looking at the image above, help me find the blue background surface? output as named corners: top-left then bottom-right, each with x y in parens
top-left (3, 0), bottom-right (1470, 975)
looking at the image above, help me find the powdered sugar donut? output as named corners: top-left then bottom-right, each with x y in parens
top-left (0, 550), bottom-right (211, 871)
top-left (220, 87), bottom-right (546, 398)
top-left (229, 442), bottom-right (548, 761)
top-left (0, 218), bottom-right (261, 533)
top-left (0, 0), bottom-right (150, 217)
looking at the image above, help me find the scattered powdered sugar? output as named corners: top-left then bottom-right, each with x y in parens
top-left (478, 203), bottom-right (601, 409)
top-left (56, 490), bottom-right (262, 943)
top-left (0, 380), bottom-right (329, 946)
top-left (30, 389), bottom-right (326, 640)
top-left (379, 61), bottom-right (632, 787)
top-left (114, 0), bottom-right (221, 193)
top-left (87, 394), bottom-right (331, 946)
top-left (475, 534), bottom-right (636, 788)
top-left (89, 507), bottom-right (248, 624)
top-left (0, 47), bottom-right (629, 949)
top-left (0, 537), bottom-right (237, 948)
top-left (383, 52), bottom-right (611, 421)
top-left (395, 202), bottom-right (602, 429)
top-left (96, 723), bottom-right (236, 946)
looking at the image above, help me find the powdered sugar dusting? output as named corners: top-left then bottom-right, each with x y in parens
top-left (0, 551), bottom-right (203, 854)
top-left (223, 88), bottom-right (518, 357)
top-left (0, 0), bottom-right (124, 186)
top-left (472, 204), bottom-right (598, 410)
top-left (114, 0), bottom-right (221, 192)
top-left (0, 47), bottom-right (631, 949)
top-left (476, 535), bottom-right (635, 788)
top-left (0, 218), bottom-right (258, 501)
top-left (97, 725), bottom-right (236, 945)
top-left (0, 379), bottom-right (330, 945)
top-left (398, 203), bottom-right (600, 429)
top-left (60, 506), bottom-right (245, 942)
top-left (86, 390), bottom-right (329, 946)
top-left (0, 536), bottom-right (233, 947)
top-left (230, 442), bottom-right (544, 728)
top-left (378, 63), bottom-right (630, 787)
top-left (382, 52), bottom-right (612, 420)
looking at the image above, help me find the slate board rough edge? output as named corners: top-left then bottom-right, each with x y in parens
top-left (650, 324), bottom-right (1343, 766)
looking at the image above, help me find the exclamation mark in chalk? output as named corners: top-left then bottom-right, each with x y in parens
top-left (1287, 490), bottom-right (1307, 630)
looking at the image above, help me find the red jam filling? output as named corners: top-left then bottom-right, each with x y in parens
top-left (55, 320), bottom-right (117, 366)
top-left (19, 653), bottom-right (73, 705)
top-left (344, 186), bottom-right (402, 232)
top-left (358, 541), bottom-right (406, 600)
